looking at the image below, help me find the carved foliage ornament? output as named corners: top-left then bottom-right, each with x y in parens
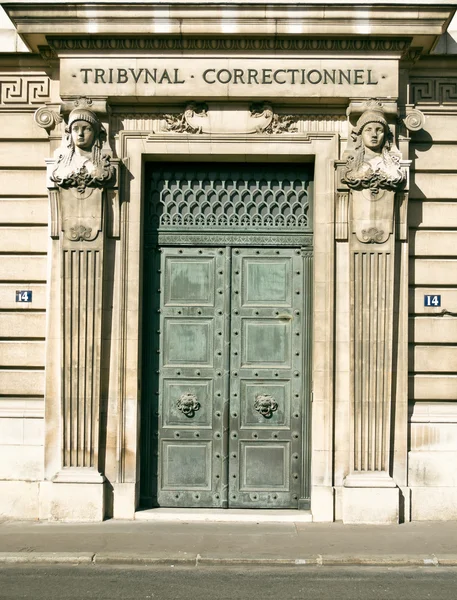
top-left (361, 227), bottom-right (385, 244)
top-left (342, 99), bottom-right (405, 194)
top-left (51, 106), bottom-right (114, 192)
top-left (67, 224), bottom-right (93, 242)
top-left (254, 394), bottom-right (278, 418)
top-left (177, 393), bottom-right (200, 418)
top-left (163, 103), bottom-right (207, 134)
top-left (161, 102), bottom-right (298, 135)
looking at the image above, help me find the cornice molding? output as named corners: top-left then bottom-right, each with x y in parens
top-left (5, 4), bottom-right (452, 55)
top-left (47, 36), bottom-right (412, 54)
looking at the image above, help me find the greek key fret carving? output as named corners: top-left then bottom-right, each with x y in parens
top-left (0, 76), bottom-right (50, 105)
top-left (410, 77), bottom-right (457, 105)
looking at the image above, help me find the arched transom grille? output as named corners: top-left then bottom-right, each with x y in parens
top-left (146, 163), bottom-right (313, 233)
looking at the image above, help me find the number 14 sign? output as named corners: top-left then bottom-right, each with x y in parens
top-left (15, 291), bottom-right (32, 303)
top-left (424, 295), bottom-right (441, 307)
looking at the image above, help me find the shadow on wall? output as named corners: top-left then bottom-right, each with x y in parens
top-left (433, 31), bottom-right (457, 55)
top-left (408, 128), bottom-right (434, 202)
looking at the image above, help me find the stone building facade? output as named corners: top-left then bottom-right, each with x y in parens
top-left (0, 1), bottom-right (457, 523)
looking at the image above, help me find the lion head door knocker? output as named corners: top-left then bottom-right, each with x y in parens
top-left (254, 393), bottom-right (278, 418)
top-left (177, 392), bottom-right (200, 418)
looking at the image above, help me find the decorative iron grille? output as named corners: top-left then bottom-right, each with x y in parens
top-left (145, 163), bottom-right (313, 234)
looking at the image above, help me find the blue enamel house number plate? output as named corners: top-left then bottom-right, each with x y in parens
top-left (15, 291), bottom-right (32, 303)
top-left (424, 294), bottom-right (441, 307)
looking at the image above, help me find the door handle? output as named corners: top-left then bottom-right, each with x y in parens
top-left (276, 313), bottom-right (293, 320)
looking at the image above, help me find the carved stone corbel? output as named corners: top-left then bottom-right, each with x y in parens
top-left (34, 104), bottom-right (63, 134)
top-left (338, 99), bottom-right (408, 495)
top-left (402, 106), bottom-right (425, 134)
top-left (34, 103), bottom-right (65, 157)
top-left (42, 98), bottom-right (117, 486)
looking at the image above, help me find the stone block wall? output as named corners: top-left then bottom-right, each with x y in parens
top-left (1, 59), bottom-right (457, 522)
top-left (0, 89), bottom-right (50, 518)
top-left (408, 87), bottom-right (457, 520)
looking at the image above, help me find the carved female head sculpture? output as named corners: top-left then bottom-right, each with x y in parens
top-left (356, 106), bottom-right (389, 155)
top-left (52, 107), bottom-right (113, 191)
top-left (342, 101), bottom-right (405, 193)
top-left (63, 108), bottom-right (103, 166)
top-left (71, 119), bottom-right (96, 151)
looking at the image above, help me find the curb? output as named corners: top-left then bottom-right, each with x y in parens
top-left (0, 552), bottom-right (94, 564)
top-left (1, 552), bottom-right (457, 567)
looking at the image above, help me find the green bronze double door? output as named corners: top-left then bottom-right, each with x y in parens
top-left (142, 244), bottom-right (312, 509)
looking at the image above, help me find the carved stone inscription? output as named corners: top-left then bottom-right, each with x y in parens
top-left (60, 58), bottom-right (398, 98)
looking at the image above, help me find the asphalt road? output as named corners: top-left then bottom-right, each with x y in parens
top-left (1, 565), bottom-right (457, 600)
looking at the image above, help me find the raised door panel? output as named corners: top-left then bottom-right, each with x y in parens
top-left (229, 248), bottom-right (304, 508)
top-left (157, 247), bottom-right (229, 507)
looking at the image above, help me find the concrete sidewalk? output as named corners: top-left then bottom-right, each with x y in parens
top-left (1, 517), bottom-right (457, 567)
